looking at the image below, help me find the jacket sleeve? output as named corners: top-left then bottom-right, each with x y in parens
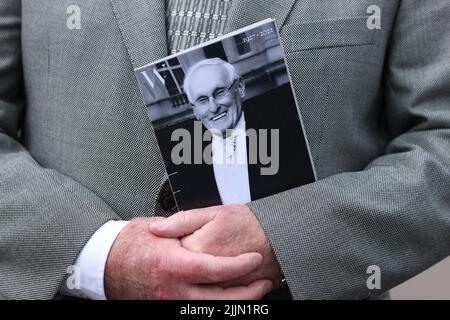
top-left (0, 1), bottom-right (120, 299)
top-left (249, 0), bottom-right (450, 299)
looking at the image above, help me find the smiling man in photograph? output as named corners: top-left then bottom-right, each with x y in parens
top-left (171, 57), bottom-right (315, 210)
top-left (185, 58), bottom-right (252, 205)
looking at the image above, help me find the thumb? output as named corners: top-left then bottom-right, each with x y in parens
top-left (149, 209), bottom-right (216, 238)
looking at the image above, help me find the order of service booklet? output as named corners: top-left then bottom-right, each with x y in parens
top-left (135, 19), bottom-right (317, 211)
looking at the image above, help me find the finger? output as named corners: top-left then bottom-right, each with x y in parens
top-left (149, 208), bottom-right (216, 237)
top-left (174, 248), bottom-right (263, 284)
top-left (187, 279), bottom-right (273, 300)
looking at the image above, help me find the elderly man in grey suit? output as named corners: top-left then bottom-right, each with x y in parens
top-left (0, 0), bottom-right (449, 300)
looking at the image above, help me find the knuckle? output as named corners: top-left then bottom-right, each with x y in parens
top-left (217, 207), bottom-right (233, 220)
top-left (151, 216), bottom-right (165, 224)
top-left (186, 290), bottom-right (203, 300)
top-left (204, 263), bottom-right (220, 283)
top-left (142, 251), bottom-right (155, 265)
top-left (153, 285), bottom-right (172, 300)
top-left (179, 259), bottom-right (202, 281)
top-left (152, 284), bottom-right (163, 299)
top-left (157, 256), bottom-right (177, 278)
top-left (190, 260), bottom-right (205, 278)
top-left (161, 264), bottom-right (178, 279)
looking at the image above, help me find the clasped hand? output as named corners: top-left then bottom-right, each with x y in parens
top-left (104, 205), bottom-right (283, 300)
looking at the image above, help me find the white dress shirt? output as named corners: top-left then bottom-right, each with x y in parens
top-left (59, 220), bottom-right (129, 300)
top-left (211, 113), bottom-right (252, 205)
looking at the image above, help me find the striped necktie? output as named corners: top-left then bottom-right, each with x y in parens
top-left (165, 0), bottom-right (232, 54)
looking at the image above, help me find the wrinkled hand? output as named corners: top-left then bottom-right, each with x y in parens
top-left (149, 205), bottom-right (284, 289)
top-left (104, 217), bottom-right (273, 300)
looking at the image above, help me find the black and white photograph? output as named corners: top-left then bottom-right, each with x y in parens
top-left (136, 19), bottom-right (316, 211)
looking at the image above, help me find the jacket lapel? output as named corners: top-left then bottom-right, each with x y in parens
top-left (225, 0), bottom-right (297, 33)
top-left (109, 0), bottom-right (168, 69)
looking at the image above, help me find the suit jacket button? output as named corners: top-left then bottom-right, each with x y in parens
top-left (158, 190), bottom-right (176, 212)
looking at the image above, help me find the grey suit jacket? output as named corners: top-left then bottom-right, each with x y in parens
top-left (0, 0), bottom-right (449, 299)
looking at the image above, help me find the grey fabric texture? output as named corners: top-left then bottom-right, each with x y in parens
top-left (0, 0), bottom-right (449, 300)
top-left (0, 1), bottom-right (122, 300)
top-left (249, 0), bottom-right (450, 299)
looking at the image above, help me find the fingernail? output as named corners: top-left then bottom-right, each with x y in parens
top-left (253, 253), bottom-right (263, 266)
top-left (263, 280), bottom-right (273, 293)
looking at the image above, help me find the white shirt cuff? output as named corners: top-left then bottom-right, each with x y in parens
top-left (59, 220), bottom-right (129, 300)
